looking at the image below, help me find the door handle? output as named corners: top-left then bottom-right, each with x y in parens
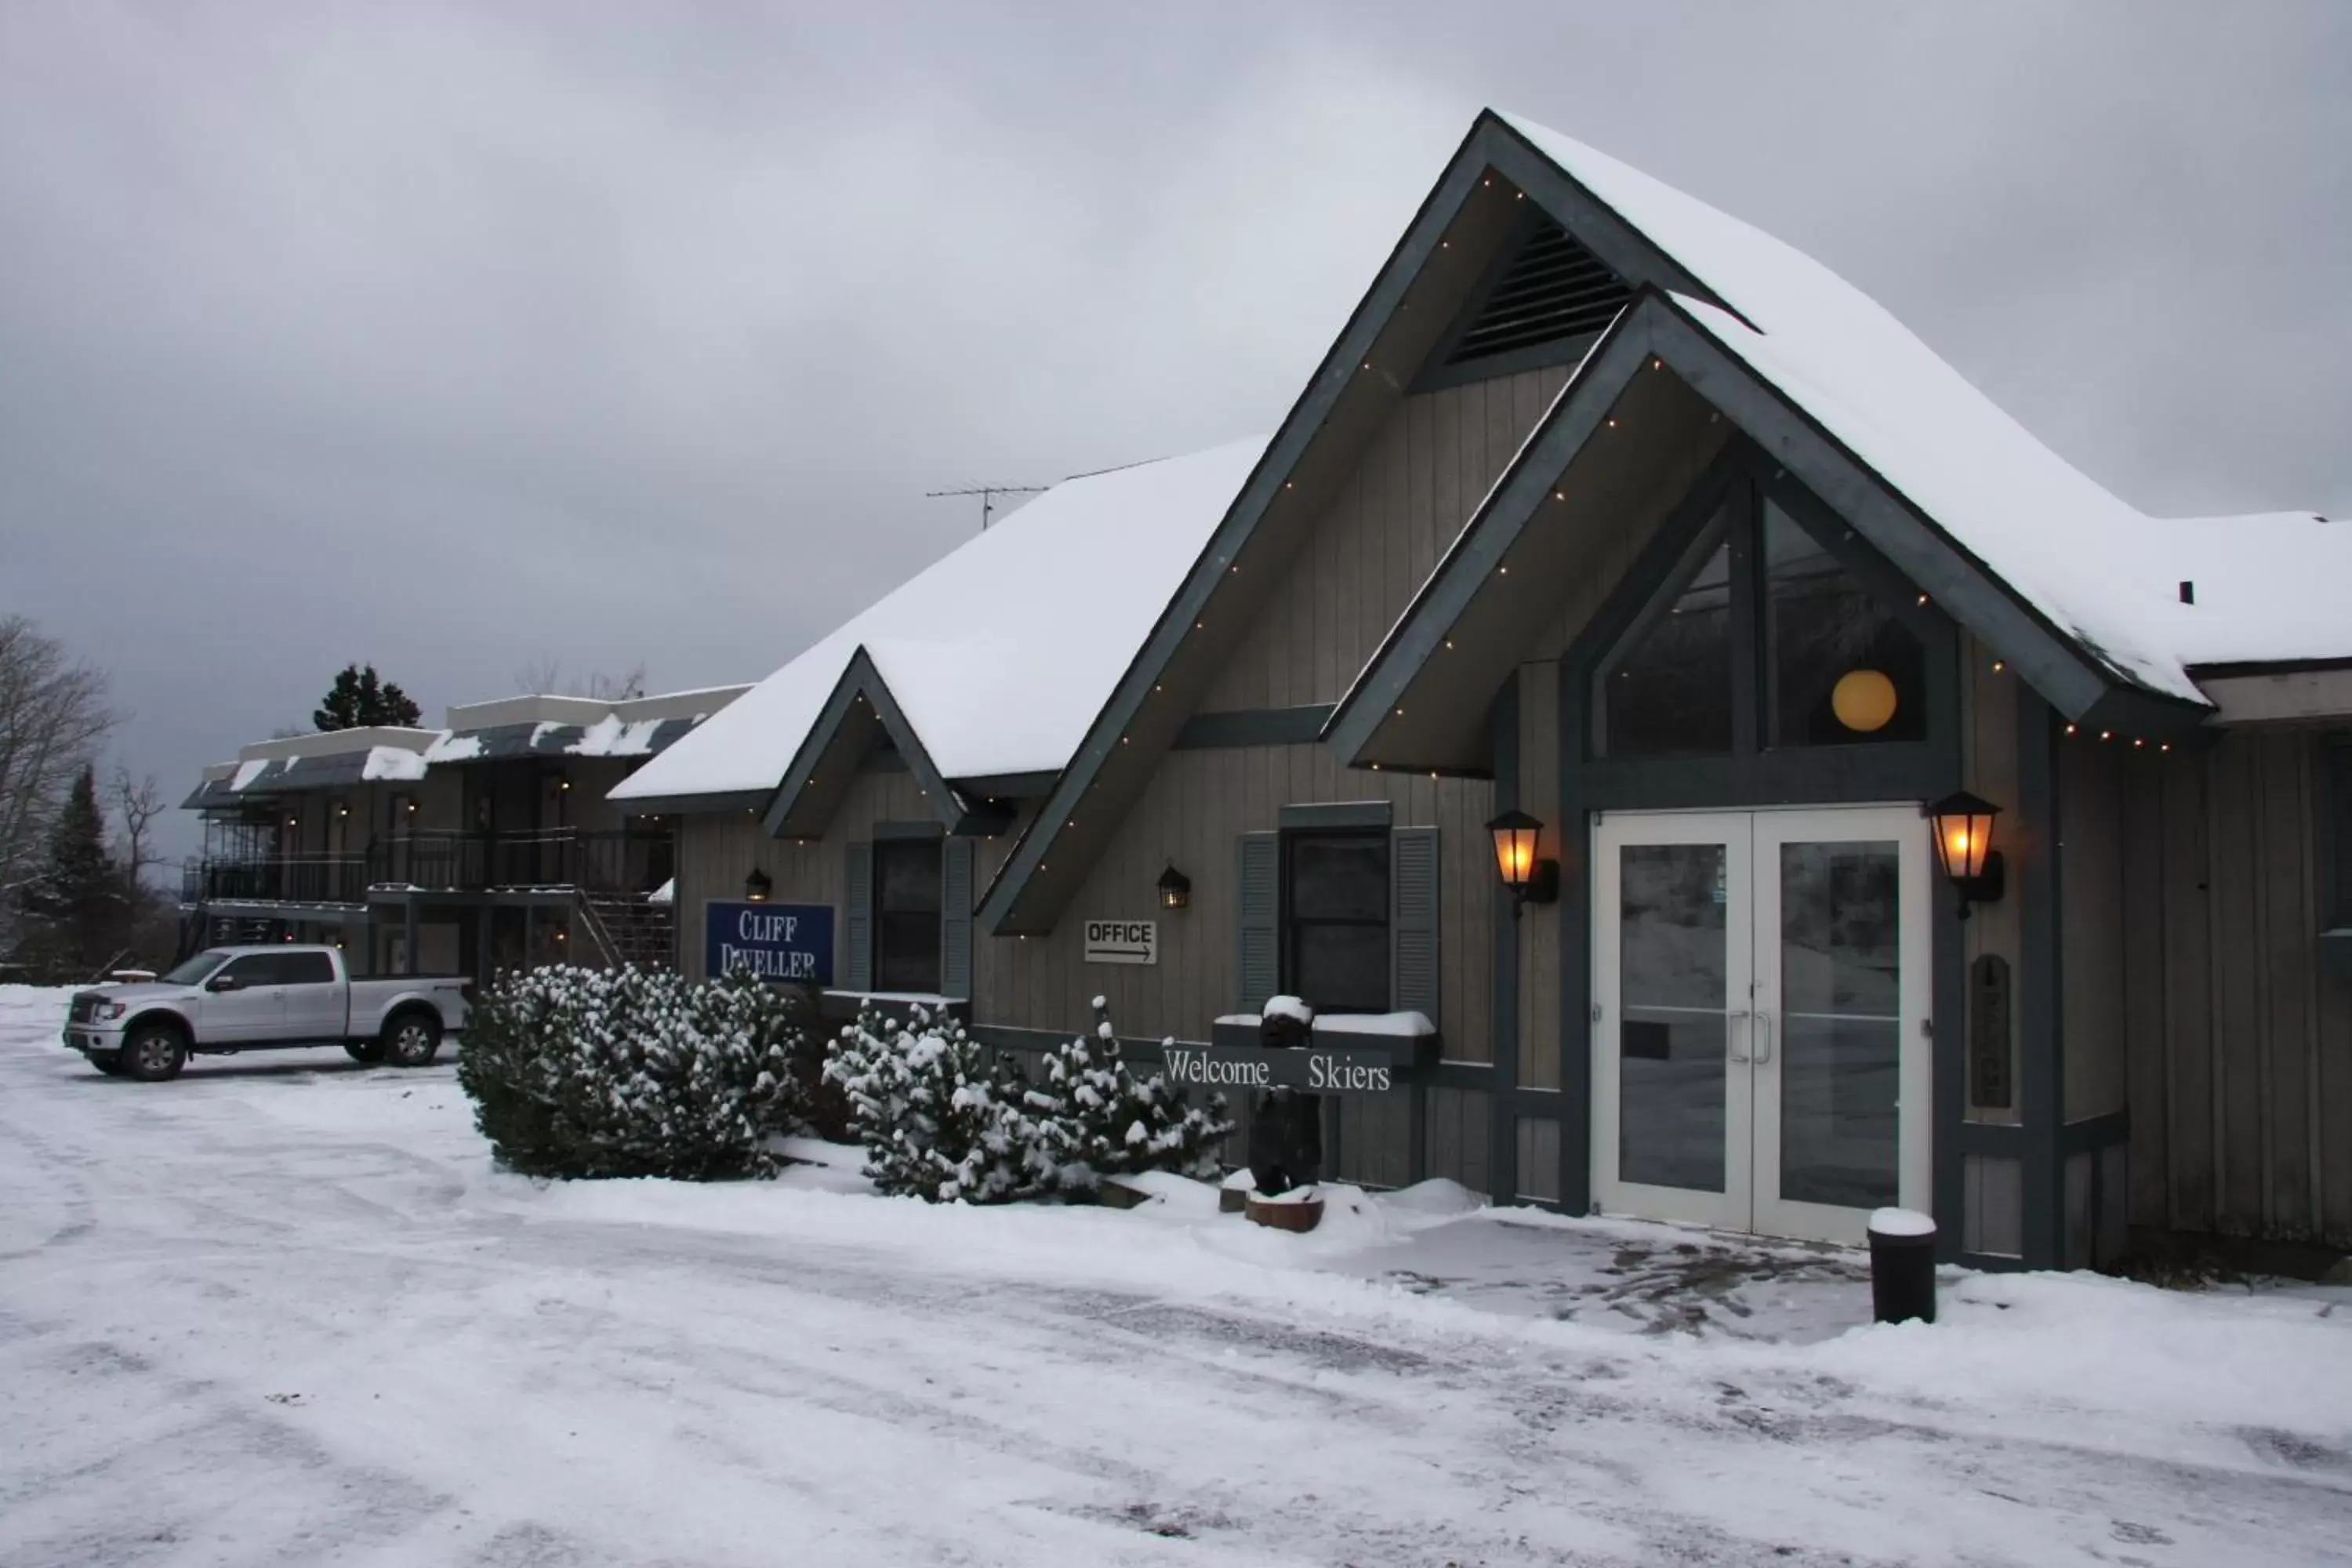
top-left (1726, 1008), bottom-right (1751, 1063)
top-left (1754, 1011), bottom-right (1773, 1065)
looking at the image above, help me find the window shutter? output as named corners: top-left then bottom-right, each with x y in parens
top-left (1390, 826), bottom-right (1440, 1024)
top-left (843, 841), bottom-right (873, 991)
top-left (940, 837), bottom-right (974, 1000)
top-left (1236, 831), bottom-right (1279, 1011)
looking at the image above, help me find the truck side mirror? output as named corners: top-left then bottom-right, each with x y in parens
top-left (207, 975), bottom-right (242, 993)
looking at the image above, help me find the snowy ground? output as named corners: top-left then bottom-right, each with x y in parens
top-left (3, 985), bottom-right (2350, 1566)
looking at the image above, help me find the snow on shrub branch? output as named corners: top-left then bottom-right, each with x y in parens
top-left (458, 965), bottom-right (811, 1181)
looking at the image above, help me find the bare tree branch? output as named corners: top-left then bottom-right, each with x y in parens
top-left (110, 767), bottom-right (168, 894)
top-left (0, 617), bottom-right (117, 948)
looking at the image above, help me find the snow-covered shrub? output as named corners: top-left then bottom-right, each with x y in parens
top-left (458, 965), bottom-right (808, 1181)
top-left (826, 1002), bottom-right (1038, 1203)
top-left (1025, 996), bottom-right (1232, 1195)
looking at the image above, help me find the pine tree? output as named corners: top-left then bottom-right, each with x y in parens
top-left (826, 1002), bottom-right (1039, 1203)
top-left (456, 964), bottom-right (809, 1180)
top-left (13, 764), bottom-right (124, 979)
top-left (1025, 996), bottom-right (1232, 1194)
top-left (313, 663), bottom-right (423, 731)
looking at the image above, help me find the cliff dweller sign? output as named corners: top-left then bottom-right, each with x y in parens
top-left (705, 901), bottom-right (834, 985)
top-left (1083, 919), bottom-right (1157, 965)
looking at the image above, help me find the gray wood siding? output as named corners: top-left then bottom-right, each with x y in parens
top-left (2057, 724), bottom-right (2351, 1245)
top-left (1515, 659), bottom-right (1563, 1089)
top-left (1203, 368), bottom-right (1570, 710)
top-left (671, 767), bottom-right (930, 982)
top-left (975, 743), bottom-right (1494, 1055)
top-left (1960, 637), bottom-right (2025, 1126)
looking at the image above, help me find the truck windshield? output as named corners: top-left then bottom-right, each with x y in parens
top-left (159, 951), bottom-right (230, 986)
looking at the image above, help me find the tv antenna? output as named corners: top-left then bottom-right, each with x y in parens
top-left (925, 482), bottom-right (1047, 531)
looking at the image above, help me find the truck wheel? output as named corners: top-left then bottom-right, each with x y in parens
top-left (89, 1051), bottom-right (125, 1076)
top-left (122, 1025), bottom-right (188, 1083)
top-left (345, 1040), bottom-right (386, 1065)
top-left (382, 1011), bottom-right (442, 1068)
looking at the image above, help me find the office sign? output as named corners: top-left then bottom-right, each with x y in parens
top-left (1083, 919), bottom-right (1157, 965)
top-left (705, 901), bottom-right (833, 985)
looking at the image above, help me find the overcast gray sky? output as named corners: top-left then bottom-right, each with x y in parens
top-left (4, 2), bottom-right (2347, 862)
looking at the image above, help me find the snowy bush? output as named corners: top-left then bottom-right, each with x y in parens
top-left (458, 965), bottom-right (810, 1181)
top-left (826, 1002), bottom-right (1039, 1203)
top-left (1025, 996), bottom-right (1232, 1195)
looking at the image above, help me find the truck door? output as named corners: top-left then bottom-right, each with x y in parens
top-left (203, 953), bottom-right (290, 1040)
top-left (276, 949), bottom-right (345, 1040)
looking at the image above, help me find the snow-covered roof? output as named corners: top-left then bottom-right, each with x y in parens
top-left (184, 687), bottom-right (750, 809)
top-left (612, 437), bottom-right (1268, 803)
top-left (1502, 113), bottom-right (2339, 700)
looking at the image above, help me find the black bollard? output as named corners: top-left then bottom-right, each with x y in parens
top-left (1867, 1207), bottom-right (1938, 1325)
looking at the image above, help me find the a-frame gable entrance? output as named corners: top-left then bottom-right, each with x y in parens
top-left (975, 112), bottom-right (1737, 937)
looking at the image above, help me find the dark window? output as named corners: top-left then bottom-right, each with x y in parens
top-left (1763, 502), bottom-right (1926, 746)
top-left (1593, 477), bottom-right (1936, 760)
top-left (873, 838), bottom-right (942, 993)
top-left (214, 954), bottom-right (278, 988)
top-left (1284, 832), bottom-right (1388, 1014)
top-left (1596, 510), bottom-right (1736, 757)
top-left (277, 951), bottom-right (337, 985)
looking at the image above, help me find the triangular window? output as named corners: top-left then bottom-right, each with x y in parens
top-left (1593, 481), bottom-right (1931, 757)
top-left (1595, 502), bottom-right (1736, 757)
top-left (1762, 502), bottom-right (1926, 746)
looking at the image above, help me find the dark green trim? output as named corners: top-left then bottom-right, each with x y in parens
top-left (1276, 800), bottom-right (1393, 830)
top-left (1489, 673), bottom-right (1523, 1206)
top-left (2060, 1110), bottom-right (2130, 1156)
top-left (1410, 203), bottom-right (1618, 395)
top-left (612, 789), bottom-right (772, 818)
top-left (761, 648), bottom-right (966, 840)
top-left (872, 819), bottom-right (945, 841)
top-left (949, 770), bottom-right (1058, 800)
top-left (2017, 692), bottom-right (2063, 1269)
top-left (1325, 301), bottom-right (1661, 764)
top-left (1328, 284), bottom-right (2185, 771)
top-left (1174, 706), bottom-right (1336, 750)
top-left (972, 110), bottom-right (1734, 938)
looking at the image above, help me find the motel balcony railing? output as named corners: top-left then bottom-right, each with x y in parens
top-left (183, 830), bottom-right (673, 909)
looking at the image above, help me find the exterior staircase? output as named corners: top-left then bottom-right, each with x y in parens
top-left (581, 891), bottom-right (677, 971)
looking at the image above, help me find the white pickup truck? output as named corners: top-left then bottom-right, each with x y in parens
top-left (62, 945), bottom-right (471, 1083)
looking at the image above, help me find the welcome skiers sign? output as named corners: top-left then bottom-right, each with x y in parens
top-left (705, 902), bottom-right (834, 985)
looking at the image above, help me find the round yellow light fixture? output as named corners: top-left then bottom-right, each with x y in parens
top-left (1831, 669), bottom-right (1898, 732)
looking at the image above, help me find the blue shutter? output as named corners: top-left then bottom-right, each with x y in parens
top-left (1236, 831), bottom-right (1279, 1012)
top-left (843, 841), bottom-right (873, 991)
top-left (940, 837), bottom-right (974, 1000)
top-left (1390, 826), bottom-right (1439, 1024)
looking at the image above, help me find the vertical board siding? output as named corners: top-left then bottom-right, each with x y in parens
top-left (2050, 727), bottom-right (2345, 1247)
top-left (979, 742), bottom-right (1494, 1056)
top-left (1515, 1118), bottom-right (1563, 1202)
top-left (1425, 1087), bottom-right (1492, 1192)
top-left (670, 768), bottom-right (929, 982)
top-left (1203, 368), bottom-right (1568, 711)
top-left (1961, 638), bottom-right (2025, 1125)
top-left (2059, 739), bottom-right (2129, 1122)
top-left (1516, 660), bottom-right (1564, 1089)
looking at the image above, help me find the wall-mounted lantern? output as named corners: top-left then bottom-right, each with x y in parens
top-left (744, 867), bottom-right (773, 902)
top-left (1485, 809), bottom-right (1559, 914)
top-left (1926, 790), bottom-right (2005, 918)
top-left (1157, 861), bottom-right (1192, 911)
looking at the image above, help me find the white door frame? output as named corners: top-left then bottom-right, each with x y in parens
top-left (1748, 806), bottom-right (1933, 1243)
top-left (1591, 809), bottom-right (1755, 1233)
top-left (1591, 804), bottom-right (1933, 1245)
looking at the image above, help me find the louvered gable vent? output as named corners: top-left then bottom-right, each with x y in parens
top-left (1444, 216), bottom-right (1631, 369)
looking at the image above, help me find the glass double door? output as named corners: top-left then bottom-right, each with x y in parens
top-left (1592, 807), bottom-right (1931, 1244)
